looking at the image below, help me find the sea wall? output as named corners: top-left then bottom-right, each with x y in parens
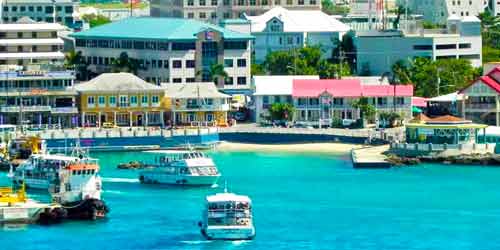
top-left (220, 132), bottom-right (369, 144)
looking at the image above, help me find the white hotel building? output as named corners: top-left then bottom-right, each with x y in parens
top-left (70, 17), bottom-right (254, 94)
top-left (0, 0), bottom-right (78, 26)
top-left (355, 15), bottom-right (482, 75)
top-left (240, 6), bottom-right (350, 63)
top-left (405, 0), bottom-right (487, 24)
top-left (0, 20), bottom-right (65, 66)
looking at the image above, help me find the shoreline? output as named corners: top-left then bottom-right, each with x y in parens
top-left (215, 141), bottom-right (365, 154)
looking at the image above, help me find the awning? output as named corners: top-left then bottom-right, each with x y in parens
top-left (412, 106), bottom-right (422, 113)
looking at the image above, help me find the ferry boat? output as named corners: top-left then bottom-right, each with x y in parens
top-left (138, 150), bottom-right (220, 186)
top-left (10, 149), bottom-right (109, 220)
top-left (199, 189), bottom-right (256, 240)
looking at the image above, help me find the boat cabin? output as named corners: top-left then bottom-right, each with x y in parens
top-left (205, 193), bottom-right (252, 227)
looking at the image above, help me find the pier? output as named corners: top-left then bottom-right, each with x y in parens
top-left (351, 145), bottom-right (392, 169)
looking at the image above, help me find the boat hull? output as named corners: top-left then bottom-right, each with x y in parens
top-left (63, 198), bottom-right (109, 220)
top-left (12, 178), bottom-right (50, 190)
top-left (139, 173), bottom-right (220, 186)
top-left (201, 226), bottom-right (256, 240)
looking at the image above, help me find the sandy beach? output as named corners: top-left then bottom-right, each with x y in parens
top-left (216, 141), bottom-right (364, 154)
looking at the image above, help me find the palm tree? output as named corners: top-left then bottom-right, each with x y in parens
top-left (111, 52), bottom-right (140, 74)
top-left (196, 63), bottom-right (228, 85)
top-left (64, 50), bottom-right (89, 80)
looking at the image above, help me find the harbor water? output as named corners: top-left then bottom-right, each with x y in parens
top-left (2, 149), bottom-right (500, 249)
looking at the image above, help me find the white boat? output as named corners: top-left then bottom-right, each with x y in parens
top-left (138, 150), bottom-right (220, 186)
top-left (199, 190), bottom-right (256, 240)
top-left (10, 148), bottom-right (108, 220)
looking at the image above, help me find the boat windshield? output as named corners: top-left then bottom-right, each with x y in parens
top-left (206, 201), bottom-right (252, 226)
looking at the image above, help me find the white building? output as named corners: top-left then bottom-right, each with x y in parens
top-left (355, 15), bottom-right (482, 75)
top-left (242, 6), bottom-right (350, 63)
top-left (0, 20), bottom-right (65, 66)
top-left (404, 0), bottom-right (487, 24)
top-left (0, 0), bottom-right (78, 27)
top-left (253, 75), bottom-right (414, 126)
top-left (252, 75), bottom-right (319, 123)
top-left (70, 17), bottom-right (254, 93)
top-left (490, 0), bottom-right (500, 16)
top-left (150, 0), bottom-right (321, 23)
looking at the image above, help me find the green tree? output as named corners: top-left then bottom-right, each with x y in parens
top-left (197, 63), bottom-right (228, 85)
top-left (111, 52), bottom-right (141, 74)
top-left (269, 103), bottom-right (295, 121)
top-left (64, 50), bottom-right (90, 80)
top-left (331, 31), bottom-right (357, 70)
top-left (352, 97), bottom-right (376, 125)
top-left (81, 14), bottom-right (111, 28)
top-left (263, 50), bottom-right (293, 75)
top-left (321, 0), bottom-right (349, 15)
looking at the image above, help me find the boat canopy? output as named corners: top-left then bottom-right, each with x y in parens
top-left (206, 193), bottom-right (251, 203)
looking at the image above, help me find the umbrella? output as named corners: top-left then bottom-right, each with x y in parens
top-left (412, 106), bottom-right (422, 113)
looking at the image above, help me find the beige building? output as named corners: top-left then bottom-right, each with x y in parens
top-left (150, 0), bottom-right (321, 23)
top-left (0, 19), bottom-right (65, 66)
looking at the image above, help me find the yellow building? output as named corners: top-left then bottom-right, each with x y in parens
top-left (164, 82), bottom-right (230, 127)
top-left (76, 73), bottom-right (166, 127)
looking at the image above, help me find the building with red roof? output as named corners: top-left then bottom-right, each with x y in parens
top-left (459, 65), bottom-right (500, 126)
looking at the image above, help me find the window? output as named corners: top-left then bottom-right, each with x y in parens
top-left (211, 12), bottom-right (217, 19)
top-left (186, 78), bottom-right (196, 82)
top-left (459, 54), bottom-right (480, 59)
top-left (287, 37), bottom-right (293, 44)
top-left (172, 42), bottom-right (196, 50)
top-left (224, 41), bottom-right (247, 50)
top-left (224, 59), bottom-right (233, 67)
top-left (250, 0), bottom-right (256, 5)
top-left (298, 0), bottom-right (304, 4)
top-left (211, 0), bottom-right (217, 5)
top-left (12, 6), bottom-right (17, 11)
top-left (186, 60), bottom-right (195, 68)
top-left (141, 95), bottom-right (149, 106)
top-left (98, 96), bottom-right (105, 106)
top-left (3, 6), bottom-right (8, 11)
top-left (188, 0), bottom-right (194, 5)
top-left (56, 6), bottom-right (62, 11)
top-left (17, 32), bottom-right (23, 38)
top-left (263, 96), bottom-right (269, 106)
top-left (87, 96), bottom-right (95, 106)
top-left (274, 96), bottom-right (281, 103)
top-left (45, 6), bottom-right (53, 13)
top-left (130, 96), bottom-right (138, 106)
top-left (223, 0), bottom-right (230, 5)
top-left (119, 96), bottom-right (128, 107)
top-left (459, 43), bottom-right (471, 49)
top-left (309, 0), bottom-right (316, 4)
top-left (109, 96), bottom-right (116, 106)
top-left (152, 96), bottom-right (159, 104)
top-left (199, 12), bottom-right (206, 18)
top-left (164, 60), bottom-right (169, 68)
top-left (173, 78), bottom-right (182, 83)
top-left (65, 6), bottom-right (73, 12)
top-left (187, 12), bottom-right (194, 18)
top-left (223, 12), bottom-right (231, 18)
top-left (225, 77), bottom-right (234, 85)
top-left (436, 44), bottom-right (456, 50)
top-left (237, 77), bottom-right (247, 85)
top-left (20, 6), bottom-right (25, 11)
top-left (413, 45), bottom-right (433, 50)
top-left (172, 60), bottom-right (182, 68)
top-left (237, 59), bottom-right (246, 67)
top-left (37, 6), bottom-right (42, 11)
top-left (199, 0), bottom-right (206, 5)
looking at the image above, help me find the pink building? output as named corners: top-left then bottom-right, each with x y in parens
top-left (291, 79), bottom-right (414, 127)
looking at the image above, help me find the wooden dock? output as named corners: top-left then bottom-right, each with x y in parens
top-left (351, 145), bottom-right (392, 169)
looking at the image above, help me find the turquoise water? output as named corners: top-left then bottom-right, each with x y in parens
top-left (2, 150), bottom-right (500, 250)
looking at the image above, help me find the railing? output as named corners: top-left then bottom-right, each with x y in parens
top-left (51, 107), bottom-right (78, 113)
top-left (390, 142), bottom-right (496, 155)
top-left (182, 104), bottom-right (230, 111)
top-left (466, 103), bottom-right (496, 109)
top-left (0, 105), bottom-right (52, 112)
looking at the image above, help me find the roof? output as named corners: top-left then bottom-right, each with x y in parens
top-left (459, 67), bottom-right (500, 94)
top-left (478, 126), bottom-right (500, 136)
top-left (253, 75), bottom-right (319, 96)
top-left (426, 115), bottom-right (470, 124)
top-left (428, 91), bottom-right (464, 102)
top-left (220, 19), bottom-right (251, 24)
top-left (292, 79), bottom-right (413, 98)
top-left (70, 17), bottom-right (253, 41)
top-left (75, 73), bottom-right (163, 92)
top-left (246, 6), bottom-right (350, 33)
top-left (206, 192), bottom-right (251, 203)
top-left (412, 97), bottom-right (427, 107)
top-left (163, 82), bottom-right (230, 99)
top-left (462, 16), bottom-right (481, 22)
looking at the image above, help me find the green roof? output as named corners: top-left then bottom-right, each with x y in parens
top-left (70, 17), bottom-right (253, 41)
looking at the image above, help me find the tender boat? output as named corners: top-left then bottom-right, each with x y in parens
top-left (138, 150), bottom-right (220, 186)
top-left (10, 148), bottom-right (109, 220)
top-left (199, 189), bottom-right (256, 240)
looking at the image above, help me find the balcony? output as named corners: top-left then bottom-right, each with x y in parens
top-left (179, 104), bottom-right (230, 111)
top-left (51, 107), bottom-right (78, 113)
top-left (0, 105), bottom-right (51, 112)
top-left (466, 103), bottom-right (496, 110)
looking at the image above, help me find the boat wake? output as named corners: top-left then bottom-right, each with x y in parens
top-left (180, 240), bottom-right (212, 245)
top-left (211, 183), bottom-right (219, 188)
top-left (103, 190), bottom-right (124, 194)
top-left (102, 177), bottom-right (139, 183)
